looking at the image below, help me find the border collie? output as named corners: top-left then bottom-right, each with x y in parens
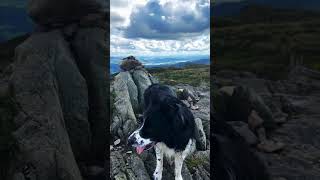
top-left (128, 84), bottom-right (198, 180)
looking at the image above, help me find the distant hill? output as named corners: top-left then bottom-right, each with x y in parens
top-left (213, 0), bottom-right (320, 17)
top-left (110, 58), bottom-right (210, 74)
top-left (250, 0), bottom-right (320, 11)
top-left (212, 2), bottom-right (320, 79)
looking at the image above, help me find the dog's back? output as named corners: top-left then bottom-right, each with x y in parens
top-left (143, 84), bottom-right (197, 151)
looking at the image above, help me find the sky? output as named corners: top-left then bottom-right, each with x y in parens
top-left (110, 0), bottom-right (210, 57)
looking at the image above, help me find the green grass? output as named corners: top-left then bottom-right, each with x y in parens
top-left (212, 8), bottom-right (320, 79)
top-left (185, 156), bottom-right (206, 169)
top-left (148, 64), bottom-right (210, 86)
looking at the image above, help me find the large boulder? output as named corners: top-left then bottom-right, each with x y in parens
top-left (214, 85), bottom-right (276, 128)
top-left (27, 0), bottom-right (107, 27)
top-left (52, 33), bottom-right (91, 161)
top-left (228, 121), bottom-right (259, 145)
top-left (132, 69), bottom-right (152, 110)
top-left (9, 31), bottom-right (83, 180)
top-left (111, 72), bottom-right (138, 139)
top-left (72, 27), bottom-right (108, 161)
top-left (110, 151), bottom-right (151, 180)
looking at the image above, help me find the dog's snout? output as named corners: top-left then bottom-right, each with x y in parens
top-left (127, 135), bottom-right (136, 146)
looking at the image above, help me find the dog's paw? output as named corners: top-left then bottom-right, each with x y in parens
top-left (175, 176), bottom-right (183, 180)
top-left (153, 171), bottom-right (162, 180)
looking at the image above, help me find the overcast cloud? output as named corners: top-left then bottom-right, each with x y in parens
top-left (111, 0), bottom-right (210, 56)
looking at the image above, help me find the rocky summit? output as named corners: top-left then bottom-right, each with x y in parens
top-left (110, 57), bottom-right (210, 180)
top-left (0, 0), bottom-right (107, 180)
top-left (213, 65), bottom-right (320, 180)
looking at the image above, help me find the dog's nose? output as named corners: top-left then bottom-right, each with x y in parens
top-left (127, 136), bottom-right (136, 146)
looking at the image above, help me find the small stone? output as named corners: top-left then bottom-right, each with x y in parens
top-left (182, 100), bottom-right (191, 107)
top-left (257, 140), bottom-right (285, 153)
top-left (228, 121), bottom-right (259, 145)
top-left (114, 139), bottom-right (121, 146)
top-left (191, 105), bottom-right (199, 110)
top-left (126, 151), bottom-right (132, 154)
top-left (219, 86), bottom-right (236, 96)
top-left (248, 110), bottom-right (264, 130)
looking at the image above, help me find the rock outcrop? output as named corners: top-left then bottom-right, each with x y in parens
top-left (9, 31), bottom-right (83, 180)
top-left (28, 0), bottom-right (107, 28)
top-left (0, 0), bottom-right (108, 179)
top-left (111, 57), bottom-right (154, 139)
top-left (214, 68), bottom-right (320, 180)
top-left (72, 27), bottom-right (108, 161)
top-left (110, 58), bottom-right (210, 179)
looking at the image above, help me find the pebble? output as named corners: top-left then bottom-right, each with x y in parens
top-left (114, 139), bottom-right (121, 146)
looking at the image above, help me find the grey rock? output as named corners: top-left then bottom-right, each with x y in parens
top-left (257, 140), bottom-right (285, 153)
top-left (111, 72), bottom-right (138, 138)
top-left (186, 150), bottom-right (210, 180)
top-left (10, 31), bottom-right (82, 180)
top-left (228, 121), bottom-right (259, 145)
top-left (132, 69), bottom-right (152, 110)
top-left (234, 78), bottom-right (271, 96)
top-left (120, 56), bottom-right (143, 71)
top-left (114, 139), bottom-right (121, 146)
top-left (116, 72), bottom-right (139, 113)
top-left (248, 110), bottom-right (264, 130)
top-left (72, 27), bottom-right (108, 160)
top-left (110, 151), bottom-right (150, 180)
top-left (27, 0), bottom-right (107, 27)
top-left (51, 32), bottom-right (91, 161)
top-left (190, 87), bottom-right (210, 139)
top-left (219, 86), bottom-right (235, 96)
top-left (194, 118), bottom-right (206, 150)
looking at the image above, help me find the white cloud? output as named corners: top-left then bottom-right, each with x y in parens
top-left (110, 0), bottom-right (210, 57)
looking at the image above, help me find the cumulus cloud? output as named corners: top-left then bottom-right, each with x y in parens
top-left (111, 12), bottom-right (126, 25)
top-left (110, 0), bottom-right (210, 56)
top-left (124, 0), bottom-right (210, 39)
top-left (110, 0), bottom-right (129, 7)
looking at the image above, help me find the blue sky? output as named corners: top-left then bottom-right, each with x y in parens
top-left (110, 0), bottom-right (210, 57)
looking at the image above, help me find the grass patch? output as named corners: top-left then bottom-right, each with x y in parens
top-left (213, 8), bottom-right (320, 79)
top-left (185, 156), bottom-right (206, 169)
top-left (148, 64), bottom-right (210, 86)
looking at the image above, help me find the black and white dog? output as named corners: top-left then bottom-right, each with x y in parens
top-left (128, 84), bottom-right (198, 180)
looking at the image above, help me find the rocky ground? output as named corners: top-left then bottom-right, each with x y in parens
top-left (214, 66), bottom-right (320, 180)
top-left (0, 0), bottom-right (108, 180)
top-left (110, 61), bottom-right (210, 180)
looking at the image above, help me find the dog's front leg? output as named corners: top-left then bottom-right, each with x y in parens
top-left (153, 145), bottom-right (163, 180)
top-left (174, 153), bottom-right (184, 180)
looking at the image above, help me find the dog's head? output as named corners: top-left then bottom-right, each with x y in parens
top-left (127, 116), bottom-right (157, 154)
